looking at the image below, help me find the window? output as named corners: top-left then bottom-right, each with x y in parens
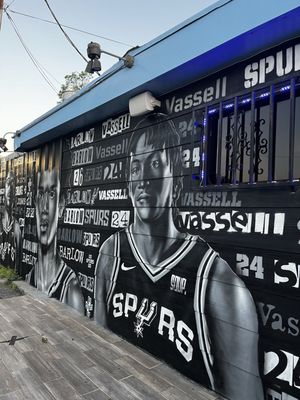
top-left (190, 77), bottom-right (300, 188)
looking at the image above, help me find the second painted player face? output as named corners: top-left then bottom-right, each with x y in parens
top-left (5, 176), bottom-right (14, 210)
top-left (36, 170), bottom-right (60, 248)
top-left (128, 132), bottom-right (174, 223)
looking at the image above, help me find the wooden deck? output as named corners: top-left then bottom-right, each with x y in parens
top-left (0, 281), bottom-right (225, 400)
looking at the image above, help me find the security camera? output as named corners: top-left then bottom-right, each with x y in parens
top-left (87, 42), bottom-right (101, 59)
top-left (86, 42), bottom-right (101, 73)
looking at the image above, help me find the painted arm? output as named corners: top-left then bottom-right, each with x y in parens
top-left (66, 276), bottom-right (84, 314)
top-left (94, 235), bottom-right (116, 327)
top-left (14, 220), bottom-right (22, 273)
top-left (206, 256), bottom-right (264, 400)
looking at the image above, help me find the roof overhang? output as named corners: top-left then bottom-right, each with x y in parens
top-left (15, 0), bottom-right (300, 151)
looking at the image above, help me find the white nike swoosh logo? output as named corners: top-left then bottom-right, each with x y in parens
top-left (121, 263), bottom-right (137, 271)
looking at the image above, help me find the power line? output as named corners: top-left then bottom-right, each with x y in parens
top-left (43, 0), bottom-right (88, 63)
top-left (9, 9), bottom-right (134, 47)
top-left (4, 0), bottom-right (16, 10)
top-left (5, 10), bottom-right (58, 94)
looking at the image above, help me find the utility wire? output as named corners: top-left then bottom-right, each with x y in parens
top-left (4, 0), bottom-right (16, 10)
top-left (43, 0), bottom-right (88, 62)
top-left (9, 9), bottom-right (134, 47)
top-left (5, 10), bottom-right (58, 94)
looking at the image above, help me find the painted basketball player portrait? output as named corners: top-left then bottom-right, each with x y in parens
top-left (26, 168), bottom-right (84, 313)
top-left (95, 113), bottom-right (263, 400)
top-left (0, 170), bottom-right (21, 271)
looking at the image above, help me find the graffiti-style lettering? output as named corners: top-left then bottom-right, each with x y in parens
top-left (22, 252), bottom-right (37, 266)
top-left (98, 188), bottom-right (128, 201)
top-left (64, 208), bottom-right (84, 225)
top-left (66, 189), bottom-right (92, 205)
top-left (110, 211), bottom-right (130, 228)
top-left (178, 211), bottom-right (285, 235)
top-left (70, 128), bottom-right (94, 149)
top-left (78, 272), bottom-right (94, 292)
top-left (267, 388), bottom-right (298, 399)
top-left (59, 245), bottom-right (84, 263)
top-left (236, 253), bottom-right (264, 279)
top-left (181, 191), bottom-right (241, 207)
top-left (101, 113), bottom-right (130, 138)
top-left (57, 228), bottom-right (83, 244)
top-left (22, 239), bottom-right (38, 253)
top-left (165, 77), bottom-right (227, 113)
top-left (82, 232), bottom-right (100, 247)
top-left (95, 138), bottom-right (129, 160)
top-left (84, 209), bottom-right (110, 226)
top-left (274, 260), bottom-right (300, 289)
top-left (244, 44), bottom-right (300, 88)
top-left (258, 303), bottom-right (299, 336)
top-left (25, 208), bottom-right (35, 218)
top-left (72, 146), bottom-right (93, 166)
top-left (264, 350), bottom-right (300, 389)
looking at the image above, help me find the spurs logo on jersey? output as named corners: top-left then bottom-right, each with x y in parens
top-left (102, 225), bottom-right (218, 388)
top-left (134, 298), bottom-right (157, 338)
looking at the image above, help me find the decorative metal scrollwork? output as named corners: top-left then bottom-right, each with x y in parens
top-left (245, 117), bottom-right (268, 178)
top-left (224, 115), bottom-right (234, 182)
top-left (236, 111), bottom-right (248, 182)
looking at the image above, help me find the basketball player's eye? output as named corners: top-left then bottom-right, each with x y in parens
top-left (131, 167), bottom-right (139, 176)
top-left (151, 160), bottom-right (160, 169)
top-left (49, 190), bottom-right (56, 199)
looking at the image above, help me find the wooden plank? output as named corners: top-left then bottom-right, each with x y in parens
top-left (154, 363), bottom-right (218, 400)
top-left (115, 355), bottom-right (171, 392)
top-left (54, 341), bottom-right (95, 369)
top-left (114, 339), bottom-right (161, 368)
top-left (44, 377), bottom-right (82, 400)
top-left (12, 368), bottom-right (55, 400)
top-left (81, 323), bottom-right (122, 344)
top-left (122, 375), bottom-right (167, 400)
top-left (51, 358), bottom-right (97, 395)
top-left (84, 348), bottom-right (131, 380)
top-left (162, 386), bottom-right (200, 400)
top-left (1, 346), bottom-right (28, 373)
top-left (83, 366), bottom-right (140, 400)
top-left (0, 390), bottom-right (26, 400)
top-left (82, 389), bottom-right (110, 400)
top-left (0, 360), bottom-right (20, 396)
top-left (85, 336), bottom-right (125, 360)
top-left (22, 351), bottom-right (60, 382)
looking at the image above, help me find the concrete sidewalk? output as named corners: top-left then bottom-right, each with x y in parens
top-left (0, 281), bottom-right (224, 400)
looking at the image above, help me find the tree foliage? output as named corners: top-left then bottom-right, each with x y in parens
top-left (58, 71), bottom-right (92, 100)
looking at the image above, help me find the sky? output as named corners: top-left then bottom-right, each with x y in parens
top-left (0, 0), bottom-right (217, 150)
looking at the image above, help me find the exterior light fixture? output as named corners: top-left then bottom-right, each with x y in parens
top-left (85, 41), bottom-right (134, 74)
top-left (0, 131), bottom-right (19, 152)
top-left (0, 137), bottom-right (7, 152)
top-left (129, 91), bottom-right (161, 117)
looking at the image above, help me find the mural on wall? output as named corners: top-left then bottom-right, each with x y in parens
top-left (94, 113), bottom-right (263, 399)
top-left (58, 37), bottom-right (300, 400)
top-left (0, 156), bottom-right (26, 273)
top-left (0, 36), bottom-right (299, 400)
top-left (0, 170), bottom-right (21, 271)
top-left (24, 143), bottom-right (84, 313)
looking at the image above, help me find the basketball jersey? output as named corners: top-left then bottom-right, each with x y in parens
top-left (27, 258), bottom-right (77, 303)
top-left (0, 218), bottom-right (16, 268)
top-left (105, 225), bottom-right (218, 388)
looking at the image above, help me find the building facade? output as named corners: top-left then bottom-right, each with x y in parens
top-left (2, 1), bottom-right (300, 398)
